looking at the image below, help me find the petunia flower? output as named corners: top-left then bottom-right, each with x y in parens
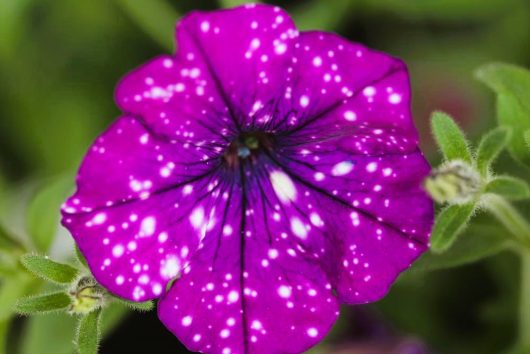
top-left (61, 4), bottom-right (433, 354)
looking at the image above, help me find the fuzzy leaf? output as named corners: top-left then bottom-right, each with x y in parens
top-left (21, 254), bottom-right (78, 284)
top-left (15, 292), bottom-right (71, 315)
top-left (76, 309), bottom-right (102, 354)
top-left (476, 63), bottom-right (530, 166)
top-left (485, 176), bottom-right (530, 200)
top-left (431, 111), bottom-right (472, 163)
top-left (113, 297), bottom-right (154, 312)
top-left (476, 127), bottom-right (510, 176)
top-left (525, 130), bottom-right (530, 150)
top-left (430, 203), bottom-right (476, 252)
top-left (26, 175), bottom-right (73, 252)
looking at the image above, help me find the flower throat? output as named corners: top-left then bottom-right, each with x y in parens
top-left (224, 132), bottom-right (274, 169)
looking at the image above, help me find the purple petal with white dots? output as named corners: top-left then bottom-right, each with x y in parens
top-left (158, 180), bottom-right (339, 354)
top-left (62, 3), bottom-right (433, 354)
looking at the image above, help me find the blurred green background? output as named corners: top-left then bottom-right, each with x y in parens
top-left (0, 0), bottom-right (529, 353)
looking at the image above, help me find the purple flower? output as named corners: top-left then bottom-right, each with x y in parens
top-left (61, 4), bottom-right (433, 354)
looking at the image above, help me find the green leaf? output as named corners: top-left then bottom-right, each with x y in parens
top-left (20, 313), bottom-right (77, 354)
top-left (0, 222), bottom-right (23, 251)
top-left (0, 274), bottom-right (34, 321)
top-left (26, 175), bottom-right (73, 252)
top-left (100, 302), bottom-right (129, 335)
top-left (0, 319), bottom-right (8, 354)
top-left (15, 292), bottom-right (71, 315)
top-left (20, 304), bottom-right (127, 354)
top-left (413, 223), bottom-right (510, 271)
top-left (290, 0), bottom-right (354, 31)
top-left (21, 254), bottom-right (78, 284)
top-left (525, 130), bottom-right (530, 150)
top-left (218, 0), bottom-right (259, 7)
top-left (113, 297), bottom-right (154, 312)
top-left (75, 246), bottom-right (88, 268)
top-left (476, 63), bottom-right (530, 166)
top-left (430, 203), bottom-right (476, 252)
top-left (431, 111), bottom-right (473, 163)
top-left (76, 309), bottom-right (102, 354)
top-left (475, 127), bottom-right (510, 176)
top-left (485, 176), bottom-right (530, 200)
top-left (113, 0), bottom-right (178, 51)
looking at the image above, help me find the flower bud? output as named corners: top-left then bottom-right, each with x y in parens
top-left (424, 160), bottom-right (481, 204)
top-left (68, 276), bottom-right (106, 315)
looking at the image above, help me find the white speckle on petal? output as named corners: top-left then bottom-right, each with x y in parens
top-left (190, 207), bottom-right (205, 229)
top-left (270, 171), bottom-right (297, 203)
top-left (182, 316), bottom-right (192, 327)
top-left (366, 162), bottom-right (378, 173)
top-left (290, 217), bottom-right (308, 239)
top-left (307, 328), bottom-right (318, 337)
top-left (331, 161), bottom-right (354, 176)
top-left (389, 93), bottom-right (402, 104)
top-left (278, 285), bottom-right (292, 298)
top-left (112, 245), bottom-right (124, 258)
top-left (344, 111), bottom-right (357, 121)
top-left (139, 217), bottom-right (156, 237)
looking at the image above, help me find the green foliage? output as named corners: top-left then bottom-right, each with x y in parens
top-left (476, 127), bottom-right (511, 177)
top-left (291, 0), bottom-right (354, 31)
top-left (218, 0), bottom-right (259, 7)
top-left (21, 303), bottom-right (129, 354)
top-left (363, 0), bottom-right (519, 21)
top-left (20, 254), bottom-right (78, 284)
top-left (413, 223), bottom-right (510, 271)
top-left (430, 203), bottom-right (476, 252)
top-left (476, 63), bottom-right (530, 166)
top-left (26, 175), bottom-right (73, 252)
top-left (75, 309), bottom-right (102, 354)
top-left (485, 176), bottom-right (530, 201)
top-left (0, 274), bottom-right (33, 321)
top-left (113, 298), bottom-right (154, 312)
top-left (113, 0), bottom-right (179, 51)
top-left (75, 246), bottom-right (88, 269)
top-left (431, 111), bottom-right (473, 163)
top-left (0, 223), bottom-right (22, 252)
top-left (15, 292), bottom-right (71, 315)
top-left (21, 313), bottom-right (77, 354)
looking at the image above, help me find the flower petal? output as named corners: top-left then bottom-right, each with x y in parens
top-left (249, 153), bottom-right (432, 304)
top-left (173, 4), bottom-right (298, 130)
top-left (283, 32), bottom-right (417, 138)
top-left (115, 54), bottom-right (236, 144)
top-left (158, 178), bottom-right (339, 354)
top-left (62, 116), bottom-right (225, 300)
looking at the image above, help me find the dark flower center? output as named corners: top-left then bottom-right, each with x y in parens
top-left (224, 132), bottom-right (274, 168)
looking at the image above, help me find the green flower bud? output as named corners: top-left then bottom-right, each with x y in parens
top-left (68, 276), bottom-right (106, 315)
top-left (424, 160), bottom-right (481, 205)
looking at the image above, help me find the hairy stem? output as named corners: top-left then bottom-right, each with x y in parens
top-left (482, 194), bottom-right (530, 249)
top-left (482, 194), bottom-right (530, 349)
